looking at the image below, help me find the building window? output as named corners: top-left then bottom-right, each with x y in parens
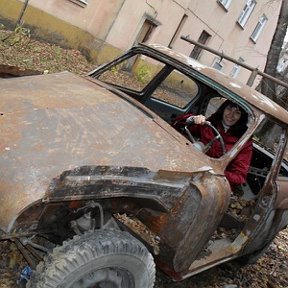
top-left (68, 0), bottom-right (88, 7)
top-left (134, 18), bottom-right (158, 45)
top-left (69, 0), bottom-right (88, 7)
top-left (230, 57), bottom-right (244, 78)
top-left (250, 14), bottom-right (268, 42)
top-left (168, 14), bottom-right (188, 48)
top-left (218, 0), bottom-right (232, 9)
top-left (237, 0), bottom-right (256, 28)
top-left (212, 57), bottom-right (224, 71)
top-left (190, 30), bottom-right (211, 60)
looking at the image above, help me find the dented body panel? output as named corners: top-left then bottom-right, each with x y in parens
top-left (0, 72), bottom-right (216, 232)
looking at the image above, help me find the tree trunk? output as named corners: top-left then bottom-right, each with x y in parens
top-left (261, 0), bottom-right (288, 102)
top-left (258, 0), bottom-right (288, 147)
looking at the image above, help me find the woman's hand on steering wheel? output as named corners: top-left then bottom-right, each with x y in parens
top-left (186, 115), bottom-right (207, 125)
top-left (185, 116), bottom-right (226, 155)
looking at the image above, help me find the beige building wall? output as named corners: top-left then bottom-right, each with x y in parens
top-left (104, 0), bottom-right (191, 49)
top-left (28, 0), bottom-right (125, 41)
top-left (171, 0), bottom-right (281, 84)
top-left (0, 0), bottom-right (282, 85)
top-left (101, 0), bottom-right (281, 85)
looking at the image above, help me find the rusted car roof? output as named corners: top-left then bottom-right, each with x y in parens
top-left (141, 43), bottom-right (288, 125)
top-left (0, 72), bottom-right (214, 231)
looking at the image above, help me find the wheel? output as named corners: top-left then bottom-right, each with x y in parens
top-left (27, 230), bottom-right (155, 288)
top-left (185, 121), bottom-right (226, 155)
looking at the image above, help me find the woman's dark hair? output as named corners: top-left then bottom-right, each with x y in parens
top-left (208, 99), bottom-right (248, 137)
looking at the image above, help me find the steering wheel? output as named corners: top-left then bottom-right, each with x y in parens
top-left (184, 120), bottom-right (226, 155)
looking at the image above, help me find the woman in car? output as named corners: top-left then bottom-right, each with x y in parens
top-left (173, 100), bottom-right (253, 190)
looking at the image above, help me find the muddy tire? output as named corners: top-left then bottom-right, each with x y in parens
top-left (27, 230), bottom-right (155, 288)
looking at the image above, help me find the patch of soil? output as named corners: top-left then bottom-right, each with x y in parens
top-left (0, 25), bottom-right (94, 75)
top-left (155, 229), bottom-right (288, 287)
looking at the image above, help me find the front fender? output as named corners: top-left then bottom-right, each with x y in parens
top-left (4, 166), bottom-right (193, 238)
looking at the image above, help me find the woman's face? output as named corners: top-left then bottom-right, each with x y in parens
top-left (222, 104), bottom-right (242, 127)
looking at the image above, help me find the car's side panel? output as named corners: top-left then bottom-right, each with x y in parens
top-left (156, 171), bottom-right (230, 273)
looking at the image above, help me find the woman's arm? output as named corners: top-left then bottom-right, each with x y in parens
top-left (224, 139), bottom-right (253, 188)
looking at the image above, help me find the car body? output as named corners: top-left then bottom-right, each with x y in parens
top-left (1, 43), bottom-right (288, 287)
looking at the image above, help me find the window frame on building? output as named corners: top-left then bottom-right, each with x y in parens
top-left (68, 0), bottom-right (88, 7)
top-left (217, 0), bottom-right (232, 10)
top-left (250, 14), bottom-right (268, 42)
top-left (168, 14), bottom-right (188, 48)
top-left (190, 30), bottom-right (211, 60)
top-left (237, 0), bottom-right (256, 28)
top-left (212, 57), bottom-right (224, 71)
top-left (134, 15), bottom-right (160, 46)
top-left (230, 57), bottom-right (245, 78)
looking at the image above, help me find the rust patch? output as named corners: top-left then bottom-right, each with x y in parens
top-left (0, 64), bottom-right (41, 78)
top-left (114, 213), bottom-right (160, 255)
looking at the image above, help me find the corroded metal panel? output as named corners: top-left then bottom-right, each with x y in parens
top-left (0, 72), bottom-right (215, 231)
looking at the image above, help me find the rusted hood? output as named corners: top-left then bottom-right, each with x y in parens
top-left (0, 72), bottom-right (213, 231)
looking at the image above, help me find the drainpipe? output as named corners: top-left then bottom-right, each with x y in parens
top-left (15, 0), bottom-right (30, 29)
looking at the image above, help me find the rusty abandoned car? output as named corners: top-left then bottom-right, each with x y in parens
top-left (1, 43), bottom-right (288, 287)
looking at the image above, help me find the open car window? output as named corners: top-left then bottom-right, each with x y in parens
top-left (247, 118), bottom-right (288, 193)
top-left (205, 97), bottom-right (226, 118)
top-left (95, 52), bottom-right (201, 114)
top-left (151, 69), bottom-right (199, 108)
top-left (97, 54), bottom-right (165, 93)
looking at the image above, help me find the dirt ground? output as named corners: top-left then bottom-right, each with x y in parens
top-left (0, 230), bottom-right (287, 287)
top-left (0, 26), bottom-right (288, 288)
top-left (155, 229), bottom-right (288, 288)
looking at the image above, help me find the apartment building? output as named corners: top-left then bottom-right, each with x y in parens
top-left (0, 0), bottom-right (282, 84)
